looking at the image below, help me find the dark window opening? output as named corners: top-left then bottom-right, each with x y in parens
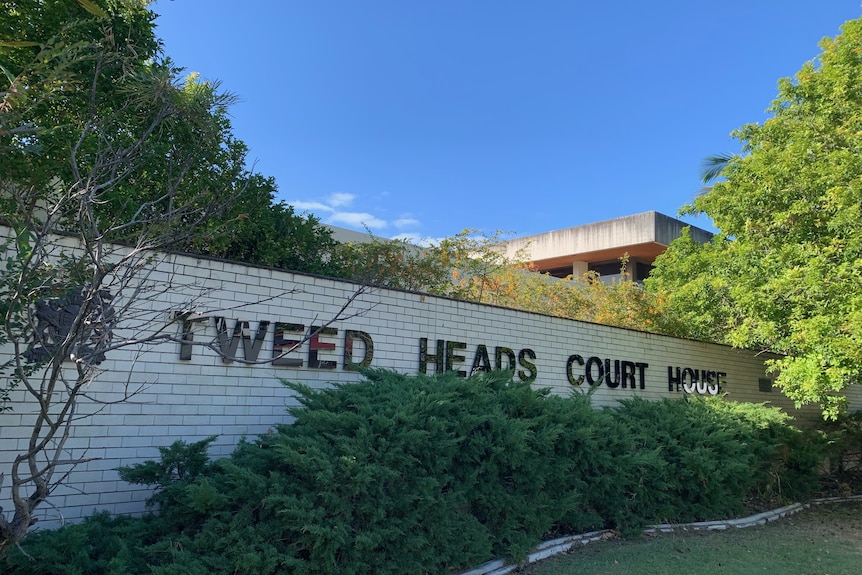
top-left (544, 266), bottom-right (576, 279)
top-left (539, 258), bottom-right (654, 281)
top-left (589, 261), bottom-right (623, 277)
top-left (635, 261), bottom-right (653, 282)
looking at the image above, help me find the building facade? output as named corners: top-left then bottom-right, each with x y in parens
top-left (503, 211), bottom-right (714, 281)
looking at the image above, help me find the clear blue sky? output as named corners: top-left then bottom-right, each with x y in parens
top-left (152, 1), bottom-right (862, 242)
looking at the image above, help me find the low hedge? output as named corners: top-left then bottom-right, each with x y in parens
top-left (5, 369), bottom-right (822, 574)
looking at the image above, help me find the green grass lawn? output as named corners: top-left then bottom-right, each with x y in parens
top-left (522, 502), bottom-right (862, 575)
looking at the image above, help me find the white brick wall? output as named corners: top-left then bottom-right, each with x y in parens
top-left (0, 233), bottom-right (857, 529)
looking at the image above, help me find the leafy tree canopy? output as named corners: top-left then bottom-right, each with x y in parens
top-left (1, 0), bottom-right (335, 273)
top-left (0, 0), bottom-right (343, 552)
top-left (334, 229), bottom-right (683, 337)
top-left (648, 17), bottom-right (862, 418)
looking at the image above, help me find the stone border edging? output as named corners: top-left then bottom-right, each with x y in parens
top-left (456, 495), bottom-right (862, 575)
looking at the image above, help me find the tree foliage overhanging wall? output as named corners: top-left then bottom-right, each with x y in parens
top-left (0, 0), bottom-right (346, 554)
top-left (1, 0), bottom-right (340, 274)
top-left (648, 17), bottom-right (862, 418)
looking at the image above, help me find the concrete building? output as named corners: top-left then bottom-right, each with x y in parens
top-left (502, 211), bottom-right (714, 281)
top-left (323, 224), bottom-right (380, 244)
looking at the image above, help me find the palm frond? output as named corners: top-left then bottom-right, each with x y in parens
top-left (700, 152), bottom-right (735, 184)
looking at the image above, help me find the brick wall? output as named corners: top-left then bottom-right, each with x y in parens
top-left (1, 237), bottom-right (858, 528)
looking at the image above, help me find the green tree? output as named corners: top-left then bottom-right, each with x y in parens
top-left (333, 235), bottom-right (449, 291)
top-left (333, 229), bottom-right (682, 335)
top-left (183, 174), bottom-right (340, 275)
top-left (649, 17), bottom-right (862, 418)
top-left (1, 0), bottom-right (245, 241)
top-left (1, 0), bottom-right (336, 274)
top-left (331, 229), bottom-right (515, 296)
top-left (0, 0), bottom-right (241, 553)
top-left (0, 0), bottom-right (357, 553)
top-left (476, 255), bottom-right (684, 335)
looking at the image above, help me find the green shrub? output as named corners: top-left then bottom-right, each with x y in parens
top-left (3, 512), bottom-right (154, 575)
top-left (705, 399), bottom-right (824, 501)
top-left (609, 396), bottom-right (803, 525)
top-left (104, 370), bottom-right (635, 573)
top-left (183, 370), bottom-right (624, 570)
top-left (4, 371), bottom-right (824, 575)
top-left (820, 412), bottom-right (862, 473)
top-left (117, 436), bottom-right (217, 509)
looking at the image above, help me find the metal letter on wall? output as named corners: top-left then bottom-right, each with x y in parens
top-left (308, 326), bottom-right (338, 369)
top-left (273, 322), bottom-right (304, 367)
top-left (344, 330), bottom-right (374, 370)
top-left (215, 317), bottom-right (269, 363)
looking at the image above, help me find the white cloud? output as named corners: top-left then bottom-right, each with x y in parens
top-left (289, 192), bottom-right (425, 236)
top-left (421, 237), bottom-right (449, 247)
top-left (390, 232), bottom-right (422, 243)
top-left (329, 211), bottom-right (387, 229)
top-left (390, 233), bottom-right (443, 247)
top-left (393, 217), bottom-right (420, 229)
top-left (327, 192), bottom-right (355, 207)
top-left (291, 200), bottom-right (334, 213)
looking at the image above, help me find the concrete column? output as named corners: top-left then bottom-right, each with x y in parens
top-left (572, 260), bottom-right (589, 278)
